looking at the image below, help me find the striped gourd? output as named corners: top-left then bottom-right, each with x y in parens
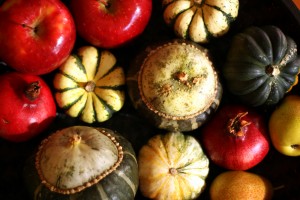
top-left (23, 126), bottom-right (139, 200)
top-left (162, 0), bottom-right (239, 43)
top-left (54, 46), bottom-right (125, 123)
top-left (138, 132), bottom-right (209, 200)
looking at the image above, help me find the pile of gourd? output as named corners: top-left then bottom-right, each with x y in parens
top-left (20, 0), bottom-right (300, 200)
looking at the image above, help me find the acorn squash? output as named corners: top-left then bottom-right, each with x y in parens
top-left (223, 26), bottom-right (300, 107)
top-left (162, 0), bottom-right (239, 43)
top-left (54, 46), bottom-right (125, 123)
top-left (138, 131), bottom-right (209, 200)
top-left (23, 126), bottom-right (138, 200)
top-left (127, 39), bottom-right (222, 132)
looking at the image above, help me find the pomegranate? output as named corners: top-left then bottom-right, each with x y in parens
top-left (0, 72), bottom-right (56, 142)
top-left (200, 104), bottom-right (270, 170)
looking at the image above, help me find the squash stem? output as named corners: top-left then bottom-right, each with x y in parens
top-left (227, 112), bottom-right (251, 137)
top-left (193, 0), bottom-right (203, 6)
top-left (85, 81), bottom-right (96, 92)
top-left (69, 134), bottom-right (82, 147)
top-left (169, 168), bottom-right (178, 175)
top-left (24, 81), bottom-right (40, 101)
top-left (265, 65), bottom-right (280, 76)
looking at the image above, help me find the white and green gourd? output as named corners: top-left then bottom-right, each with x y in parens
top-left (23, 126), bottom-right (138, 200)
top-left (162, 0), bottom-right (239, 43)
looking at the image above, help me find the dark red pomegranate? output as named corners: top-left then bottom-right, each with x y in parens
top-left (200, 104), bottom-right (270, 170)
top-left (0, 72), bottom-right (56, 142)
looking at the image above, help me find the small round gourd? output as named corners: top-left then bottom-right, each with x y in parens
top-left (23, 126), bottom-right (138, 200)
top-left (162, 0), bottom-right (239, 43)
top-left (54, 46), bottom-right (125, 123)
top-left (127, 39), bottom-right (222, 132)
top-left (223, 26), bottom-right (300, 107)
top-left (138, 132), bottom-right (209, 200)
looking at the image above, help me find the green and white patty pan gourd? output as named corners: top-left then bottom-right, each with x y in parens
top-left (23, 126), bottom-right (138, 200)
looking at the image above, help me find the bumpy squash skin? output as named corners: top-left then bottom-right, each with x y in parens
top-left (23, 129), bottom-right (138, 200)
top-left (127, 39), bottom-right (222, 132)
top-left (223, 26), bottom-right (300, 107)
top-left (138, 132), bottom-right (209, 200)
top-left (54, 46), bottom-right (125, 123)
top-left (162, 0), bottom-right (239, 43)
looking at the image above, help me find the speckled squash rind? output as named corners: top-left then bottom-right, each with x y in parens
top-left (23, 126), bottom-right (139, 200)
top-left (127, 40), bottom-right (222, 132)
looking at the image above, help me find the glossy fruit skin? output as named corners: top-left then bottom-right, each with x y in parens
top-left (210, 171), bottom-right (273, 200)
top-left (269, 95), bottom-right (300, 156)
top-left (0, 72), bottom-right (56, 142)
top-left (200, 104), bottom-right (270, 170)
top-left (223, 26), bottom-right (300, 107)
top-left (69, 0), bottom-right (152, 49)
top-left (0, 0), bottom-right (76, 75)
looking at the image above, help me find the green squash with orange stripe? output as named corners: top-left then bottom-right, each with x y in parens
top-left (54, 46), bottom-right (125, 123)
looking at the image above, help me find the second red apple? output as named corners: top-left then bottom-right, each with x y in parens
top-left (70, 0), bottom-right (152, 49)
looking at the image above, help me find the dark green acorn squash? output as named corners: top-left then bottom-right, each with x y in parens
top-left (127, 39), bottom-right (222, 132)
top-left (23, 126), bottom-right (138, 200)
top-left (223, 25), bottom-right (300, 107)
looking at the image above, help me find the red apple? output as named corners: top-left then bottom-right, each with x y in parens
top-left (200, 104), bottom-right (270, 170)
top-left (0, 72), bottom-right (57, 142)
top-left (0, 0), bottom-right (76, 75)
top-left (69, 0), bottom-right (152, 49)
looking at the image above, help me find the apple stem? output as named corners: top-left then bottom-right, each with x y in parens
top-left (21, 23), bottom-right (38, 33)
top-left (227, 112), bottom-right (251, 137)
top-left (98, 0), bottom-right (110, 8)
top-left (25, 81), bottom-right (41, 101)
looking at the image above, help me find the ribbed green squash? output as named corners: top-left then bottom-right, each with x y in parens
top-left (223, 26), bottom-right (300, 107)
top-left (127, 39), bottom-right (222, 132)
top-left (54, 46), bottom-right (125, 123)
top-left (23, 126), bottom-right (138, 200)
top-left (162, 0), bottom-right (239, 43)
